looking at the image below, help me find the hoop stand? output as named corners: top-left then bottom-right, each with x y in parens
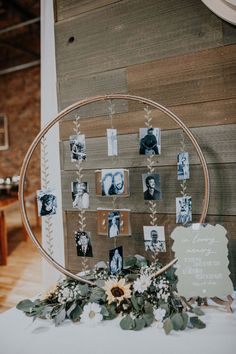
top-left (19, 94), bottom-right (211, 284)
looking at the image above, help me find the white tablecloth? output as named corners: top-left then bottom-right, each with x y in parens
top-left (0, 302), bottom-right (236, 354)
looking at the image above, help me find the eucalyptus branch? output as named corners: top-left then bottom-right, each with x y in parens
top-left (41, 135), bottom-right (54, 256)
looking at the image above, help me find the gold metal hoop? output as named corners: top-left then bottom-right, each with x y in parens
top-left (19, 94), bottom-right (210, 285)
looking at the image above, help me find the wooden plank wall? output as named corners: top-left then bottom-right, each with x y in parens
top-left (54, 0), bottom-right (236, 286)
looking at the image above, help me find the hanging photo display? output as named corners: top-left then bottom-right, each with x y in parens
top-left (143, 226), bottom-right (166, 252)
top-left (97, 208), bottom-right (131, 236)
top-left (95, 169), bottom-right (129, 197)
top-left (107, 128), bottom-right (118, 156)
top-left (36, 188), bottom-right (57, 216)
top-left (74, 230), bottom-right (93, 257)
top-left (176, 196), bottom-right (192, 224)
top-left (109, 246), bottom-right (123, 274)
top-left (71, 181), bottom-right (89, 209)
top-left (139, 127), bottom-right (161, 155)
top-left (69, 134), bottom-right (86, 162)
top-left (177, 151), bottom-right (190, 180)
top-left (142, 173), bottom-right (161, 200)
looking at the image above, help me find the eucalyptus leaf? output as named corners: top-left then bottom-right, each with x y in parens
top-left (89, 287), bottom-right (106, 302)
top-left (192, 307), bottom-right (205, 316)
top-left (165, 267), bottom-right (176, 281)
top-left (171, 313), bottom-right (184, 331)
top-left (131, 295), bottom-right (140, 311)
top-left (95, 279), bottom-right (105, 288)
top-left (54, 308), bottom-right (66, 326)
top-left (133, 317), bottom-right (146, 331)
top-left (16, 299), bottom-right (35, 312)
top-left (120, 315), bottom-right (134, 330)
top-left (181, 312), bottom-right (188, 330)
top-left (79, 284), bottom-right (89, 297)
top-left (123, 256), bottom-right (137, 269)
top-left (41, 306), bottom-right (54, 318)
top-left (105, 304), bottom-right (117, 320)
top-left (144, 302), bottom-right (153, 315)
top-left (126, 274), bottom-right (139, 281)
top-left (70, 305), bottom-right (83, 322)
top-left (143, 313), bottom-right (154, 327)
top-left (190, 316), bottom-right (206, 329)
top-left (134, 255), bottom-right (148, 268)
top-left (163, 318), bottom-right (173, 335)
top-left (136, 296), bottom-right (144, 307)
top-left (100, 305), bottom-right (109, 317)
top-left (159, 303), bottom-right (170, 317)
top-left (66, 303), bottom-right (77, 318)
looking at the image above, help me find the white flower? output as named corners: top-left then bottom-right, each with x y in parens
top-left (133, 275), bottom-right (152, 293)
top-left (80, 303), bottom-right (103, 326)
top-left (154, 308), bottom-right (166, 322)
top-left (58, 287), bottom-right (74, 304)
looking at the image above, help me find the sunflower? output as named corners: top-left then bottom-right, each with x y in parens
top-left (104, 278), bottom-right (131, 304)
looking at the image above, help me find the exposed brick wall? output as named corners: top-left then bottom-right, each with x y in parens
top-left (0, 66), bottom-right (40, 191)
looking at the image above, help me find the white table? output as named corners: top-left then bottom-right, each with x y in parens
top-left (0, 302), bottom-right (236, 354)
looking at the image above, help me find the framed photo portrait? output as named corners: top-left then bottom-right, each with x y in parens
top-left (143, 226), bottom-right (166, 253)
top-left (107, 128), bottom-right (118, 156)
top-left (71, 181), bottom-right (89, 209)
top-left (109, 246), bottom-right (123, 274)
top-left (97, 208), bottom-right (131, 236)
top-left (142, 173), bottom-right (161, 201)
top-left (108, 211), bottom-right (120, 238)
top-left (176, 196), bottom-right (192, 224)
top-left (74, 230), bottom-right (93, 257)
top-left (139, 127), bottom-right (161, 156)
top-left (95, 169), bottom-right (129, 197)
top-left (177, 152), bottom-right (190, 180)
top-left (37, 189), bottom-right (57, 217)
top-left (69, 134), bottom-right (86, 162)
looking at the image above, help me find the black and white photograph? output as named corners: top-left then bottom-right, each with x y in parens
top-left (108, 211), bottom-right (120, 238)
top-left (74, 230), bottom-right (93, 257)
top-left (71, 181), bottom-right (89, 209)
top-left (142, 173), bottom-right (161, 200)
top-left (177, 152), bottom-right (190, 180)
top-left (97, 208), bottom-right (131, 236)
top-left (176, 196), bottom-right (192, 224)
top-left (69, 134), bottom-right (86, 162)
top-left (139, 127), bottom-right (161, 155)
top-left (107, 128), bottom-right (118, 156)
top-left (101, 168), bottom-right (126, 196)
top-left (109, 246), bottom-right (123, 274)
top-left (37, 189), bottom-right (57, 217)
top-left (143, 226), bottom-right (166, 252)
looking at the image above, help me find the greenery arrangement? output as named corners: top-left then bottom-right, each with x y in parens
top-left (16, 255), bottom-right (206, 334)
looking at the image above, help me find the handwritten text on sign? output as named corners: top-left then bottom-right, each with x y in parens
top-left (171, 224), bottom-right (233, 298)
